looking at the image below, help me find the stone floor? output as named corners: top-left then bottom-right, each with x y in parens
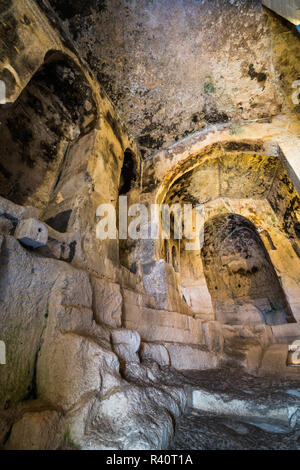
top-left (168, 368), bottom-right (300, 450)
top-left (170, 409), bottom-right (300, 450)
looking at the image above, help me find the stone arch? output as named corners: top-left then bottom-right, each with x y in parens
top-left (153, 139), bottom-right (300, 261)
top-left (151, 124), bottom-right (300, 207)
top-left (0, 50), bottom-right (98, 230)
top-left (201, 213), bottom-right (295, 325)
top-left (142, 135), bottom-right (300, 321)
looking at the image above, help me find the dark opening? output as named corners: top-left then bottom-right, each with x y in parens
top-left (202, 213), bottom-right (295, 326)
top-left (172, 245), bottom-right (179, 272)
top-left (119, 149), bottom-right (136, 195)
top-left (45, 210), bottom-right (72, 233)
top-left (0, 51), bottom-right (97, 227)
top-left (295, 223), bottom-right (300, 240)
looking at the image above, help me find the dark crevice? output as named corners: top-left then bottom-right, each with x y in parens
top-left (119, 149), bottom-right (137, 195)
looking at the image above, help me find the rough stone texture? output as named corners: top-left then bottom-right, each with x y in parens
top-left (142, 259), bottom-right (168, 308)
top-left (1, 361), bottom-right (191, 451)
top-left (59, 269), bottom-right (93, 309)
top-left (169, 367), bottom-right (300, 450)
top-left (0, 235), bottom-right (67, 409)
top-left (224, 323), bottom-right (275, 350)
top-left (53, 0), bottom-right (300, 158)
top-left (252, 323), bottom-right (275, 348)
top-left (259, 344), bottom-right (300, 379)
top-left (36, 270), bottom-right (115, 410)
top-left (38, 334), bottom-right (117, 411)
top-left (202, 321), bottom-right (224, 353)
top-left (111, 329), bottom-right (141, 363)
top-left (122, 287), bottom-right (157, 311)
top-left (123, 305), bottom-right (203, 345)
top-left (262, 0), bottom-right (300, 26)
top-left (111, 329), bottom-right (141, 350)
top-left (165, 343), bottom-right (219, 371)
top-left (164, 155), bottom-right (300, 325)
top-left (6, 410), bottom-right (64, 450)
top-left (15, 218), bottom-right (48, 248)
top-left (0, 196), bottom-right (40, 222)
top-left (192, 388), bottom-right (295, 425)
top-left (271, 323), bottom-right (300, 344)
top-left (0, 51), bottom-right (97, 210)
top-left (141, 259), bottom-right (194, 314)
top-left (140, 342), bottom-right (170, 366)
top-left (0, 0), bottom-right (140, 279)
top-left (222, 332), bottom-right (264, 373)
top-left (91, 276), bottom-right (123, 327)
top-left (181, 284), bottom-right (214, 317)
top-left (66, 362), bottom-right (190, 450)
top-left (0, 0), bottom-right (300, 453)
top-left (84, 384), bottom-right (184, 450)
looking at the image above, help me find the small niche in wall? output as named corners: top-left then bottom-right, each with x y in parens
top-left (119, 149), bottom-right (137, 195)
top-left (0, 51), bottom-right (97, 213)
top-left (202, 213), bottom-right (296, 326)
top-left (172, 245), bottom-right (179, 272)
top-left (45, 210), bottom-right (72, 233)
top-left (164, 239), bottom-right (170, 263)
top-left (294, 223), bottom-right (300, 240)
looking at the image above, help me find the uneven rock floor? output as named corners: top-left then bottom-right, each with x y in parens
top-left (170, 409), bottom-right (300, 450)
top-left (167, 368), bottom-right (300, 450)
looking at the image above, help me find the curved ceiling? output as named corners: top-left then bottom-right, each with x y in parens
top-left (164, 152), bottom-right (300, 241)
top-left (165, 153), bottom-right (280, 206)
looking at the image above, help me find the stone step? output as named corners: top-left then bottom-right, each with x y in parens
top-left (222, 336), bottom-right (263, 373)
top-left (117, 265), bottom-right (145, 294)
top-left (140, 340), bottom-right (220, 370)
top-left (122, 287), bottom-right (157, 310)
top-left (163, 343), bottom-right (219, 371)
top-left (123, 305), bottom-right (204, 345)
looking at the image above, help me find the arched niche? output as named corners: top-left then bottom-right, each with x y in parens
top-left (153, 148), bottom-right (300, 320)
top-left (0, 50), bottom-right (97, 231)
top-left (118, 147), bottom-right (140, 270)
top-left (119, 148), bottom-right (137, 195)
top-left (201, 213), bottom-right (295, 326)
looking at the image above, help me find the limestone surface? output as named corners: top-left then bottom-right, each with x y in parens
top-left (0, 0), bottom-right (299, 453)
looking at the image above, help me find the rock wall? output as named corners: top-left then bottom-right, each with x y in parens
top-left (0, 53), bottom-right (97, 209)
top-left (0, 234), bottom-right (190, 449)
top-left (202, 213), bottom-right (294, 325)
top-left (0, 0), bottom-right (299, 451)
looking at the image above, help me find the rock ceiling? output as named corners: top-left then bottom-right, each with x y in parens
top-left (47, 0), bottom-right (300, 158)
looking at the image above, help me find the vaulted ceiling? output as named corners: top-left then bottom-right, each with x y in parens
top-left (46, 0), bottom-right (300, 158)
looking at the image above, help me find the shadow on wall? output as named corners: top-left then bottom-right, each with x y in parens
top-left (119, 148), bottom-right (137, 195)
top-left (201, 213), bottom-right (295, 326)
top-left (0, 50), bottom-right (97, 231)
top-left (118, 148), bottom-right (140, 271)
